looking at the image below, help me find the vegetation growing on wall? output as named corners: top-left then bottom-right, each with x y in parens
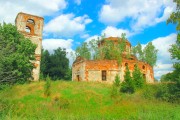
top-left (74, 33), bottom-right (126, 64)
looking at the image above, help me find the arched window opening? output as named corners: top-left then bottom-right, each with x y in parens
top-left (142, 65), bottom-right (145, 70)
top-left (125, 63), bottom-right (128, 67)
top-left (27, 19), bottom-right (35, 24)
top-left (25, 26), bottom-right (31, 33)
top-left (130, 57), bottom-right (134, 60)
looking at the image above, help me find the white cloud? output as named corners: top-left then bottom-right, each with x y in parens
top-left (0, 0), bottom-right (67, 23)
top-left (42, 39), bottom-right (75, 66)
top-left (152, 33), bottom-right (176, 63)
top-left (85, 35), bottom-right (100, 43)
top-left (43, 39), bottom-right (73, 53)
top-left (44, 14), bottom-right (92, 37)
top-left (99, 0), bottom-right (176, 31)
top-left (81, 34), bottom-right (90, 39)
top-left (144, 33), bottom-right (176, 79)
top-left (75, 0), bottom-right (81, 5)
top-left (101, 26), bottom-right (131, 38)
top-left (85, 26), bottom-right (131, 43)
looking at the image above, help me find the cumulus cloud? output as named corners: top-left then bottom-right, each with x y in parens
top-left (84, 26), bottom-right (131, 44)
top-left (44, 14), bottom-right (92, 37)
top-left (143, 33), bottom-right (176, 79)
top-left (43, 39), bottom-right (73, 53)
top-left (80, 34), bottom-right (90, 39)
top-left (85, 35), bottom-right (100, 43)
top-left (42, 39), bottom-right (75, 65)
top-left (0, 0), bottom-right (67, 23)
top-left (101, 26), bottom-right (131, 38)
top-left (75, 0), bottom-right (81, 5)
top-left (99, 0), bottom-right (176, 31)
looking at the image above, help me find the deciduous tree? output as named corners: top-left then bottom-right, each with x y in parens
top-left (143, 42), bottom-right (158, 67)
top-left (0, 23), bottom-right (36, 84)
top-left (166, 0), bottom-right (180, 102)
top-left (40, 48), bottom-right (70, 80)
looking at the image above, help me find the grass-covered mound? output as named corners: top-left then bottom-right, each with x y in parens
top-left (0, 81), bottom-right (180, 120)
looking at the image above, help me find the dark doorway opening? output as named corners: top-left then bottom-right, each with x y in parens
top-left (102, 70), bottom-right (106, 81)
top-left (77, 75), bottom-right (80, 81)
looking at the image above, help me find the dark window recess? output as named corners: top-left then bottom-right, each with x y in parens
top-left (102, 70), bottom-right (106, 81)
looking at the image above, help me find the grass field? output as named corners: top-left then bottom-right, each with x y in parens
top-left (0, 81), bottom-right (180, 120)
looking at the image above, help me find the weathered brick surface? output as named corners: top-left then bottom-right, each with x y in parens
top-left (15, 12), bottom-right (44, 81)
top-left (72, 37), bottom-right (154, 83)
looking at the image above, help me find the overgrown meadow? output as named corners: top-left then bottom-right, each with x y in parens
top-left (0, 81), bottom-right (179, 120)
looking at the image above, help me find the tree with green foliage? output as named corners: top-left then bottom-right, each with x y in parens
top-left (96, 33), bottom-right (126, 64)
top-left (120, 66), bottom-right (135, 94)
top-left (132, 64), bottom-right (145, 88)
top-left (111, 74), bottom-right (121, 98)
top-left (167, 0), bottom-right (180, 82)
top-left (132, 42), bottom-right (144, 61)
top-left (40, 49), bottom-right (51, 79)
top-left (88, 37), bottom-right (101, 60)
top-left (166, 0), bottom-right (180, 102)
top-left (143, 42), bottom-right (158, 67)
top-left (49, 48), bottom-right (69, 80)
top-left (75, 33), bottom-right (126, 64)
top-left (132, 42), bottom-right (157, 67)
top-left (114, 74), bottom-right (120, 87)
top-left (40, 47), bottom-right (70, 80)
top-left (0, 23), bottom-right (36, 84)
top-left (160, 72), bottom-right (175, 82)
top-left (44, 75), bottom-right (51, 97)
top-left (75, 42), bottom-right (91, 60)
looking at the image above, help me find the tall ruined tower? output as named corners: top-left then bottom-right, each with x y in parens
top-left (15, 12), bottom-right (44, 81)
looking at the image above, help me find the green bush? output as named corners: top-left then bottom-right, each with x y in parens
top-left (44, 76), bottom-right (51, 97)
top-left (132, 64), bottom-right (145, 89)
top-left (142, 84), bottom-right (158, 99)
top-left (155, 84), bottom-right (170, 101)
top-left (142, 83), bottom-right (180, 103)
top-left (111, 85), bottom-right (118, 98)
top-left (114, 74), bottom-right (120, 87)
top-left (120, 66), bottom-right (135, 94)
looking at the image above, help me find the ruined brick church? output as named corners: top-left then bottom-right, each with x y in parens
top-left (72, 37), bottom-right (154, 83)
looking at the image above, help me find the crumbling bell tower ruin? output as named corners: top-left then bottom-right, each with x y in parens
top-left (15, 12), bottom-right (44, 81)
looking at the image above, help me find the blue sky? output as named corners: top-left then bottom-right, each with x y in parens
top-left (0, 0), bottom-right (177, 79)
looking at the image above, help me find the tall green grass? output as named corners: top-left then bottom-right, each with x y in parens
top-left (0, 81), bottom-right (180, 120)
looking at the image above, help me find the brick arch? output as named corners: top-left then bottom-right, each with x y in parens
top-left (26, 18), bottom-right (35, 34)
